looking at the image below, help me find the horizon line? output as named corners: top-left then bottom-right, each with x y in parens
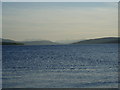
top-left (1, 36), bottom-right (119, 42)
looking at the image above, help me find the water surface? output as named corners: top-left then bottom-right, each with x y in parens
top-left (2, 44), bottom-right (118, 88)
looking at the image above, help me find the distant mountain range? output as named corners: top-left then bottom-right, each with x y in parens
top-left (56, 39), bottom-right (82, 44)
top-left (0, 38), bottom-right (24, 45)
top-left (73, 37), bottom-right (120, 44)
top-left (1, 37), bottom-right (120, 45)
top-left (22, 40), bottom-right (59, 45)
top-left (0, 38), bottom-right (59, 45)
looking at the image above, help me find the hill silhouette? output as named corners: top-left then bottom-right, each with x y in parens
top-left (0, 38), bottom-right (59, 45)
top-left (23, 40), bottom-right (59, 45)
top-left (1, 37), bottom-right (120, 45)
top-left (0, 38), bottom-right (24, 45)
top-left (73, 37), bottom-right (120, 44)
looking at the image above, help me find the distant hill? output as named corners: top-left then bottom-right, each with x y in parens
top-left (56, 39), bottom-right (82, 44)
top-left (22, 40), bottom-right (59, 45)
top-left (73, 37), bottom-right (120, 44)
top-left (0, 38), bottom-right (15, 43)
top-left (0, 38), bottom-right (24, 45)
top-left (0, 38), bottom-right (60, 45)
top-left (1, 37), bottom-right (119, 45)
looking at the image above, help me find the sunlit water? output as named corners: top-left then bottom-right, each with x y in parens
top-left (2, 44), bottom-right (118, 88)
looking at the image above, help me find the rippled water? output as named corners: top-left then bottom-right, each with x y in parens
top-left (2, 44), bottom-right (118, 88)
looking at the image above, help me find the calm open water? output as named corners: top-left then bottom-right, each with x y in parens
top-left (2, 44), bottom-right (119, 88)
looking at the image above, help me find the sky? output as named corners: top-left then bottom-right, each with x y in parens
top-left (2, 2), bottom-right (118, 41)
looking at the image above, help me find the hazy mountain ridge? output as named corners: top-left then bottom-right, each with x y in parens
top-left (0, 38), bottom-right (24, 45)
top-left (0, 38), bottom-right (59, 45)
top-left (0, 38), bottom-right (16, 43)
top-left (1, 37), bottom-right (120, 45)
top-left (56, 39), bottom-right (82, 44)
top-left (73, 37), bottom-right (120, 44)
top-left (23, 40), bottom-right (60, 45)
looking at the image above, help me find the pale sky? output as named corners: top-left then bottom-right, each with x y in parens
top-left (2, 2), bottom-right (118, 41)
